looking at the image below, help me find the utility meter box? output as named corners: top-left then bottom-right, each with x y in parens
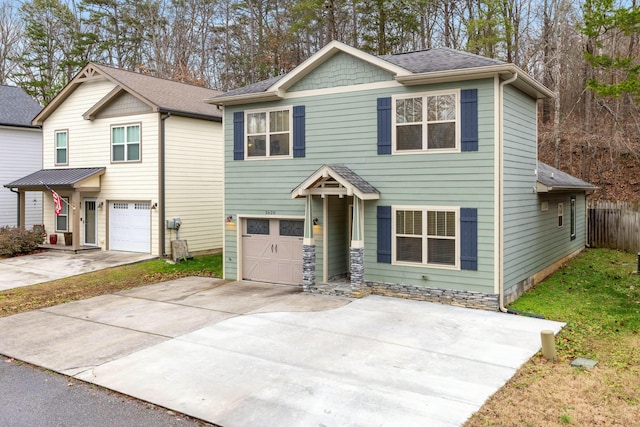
top-left (166, 218), bottom-right (182, 230)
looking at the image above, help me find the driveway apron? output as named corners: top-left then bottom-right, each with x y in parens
top-left (0, 277), bottom-right (564, 427)
top-left (0, 251), bottom-right (155, 291)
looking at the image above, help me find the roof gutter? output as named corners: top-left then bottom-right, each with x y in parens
top-left (498, 71), bottom-right (519, 313)
top-left (158, 108), bottom-right (222, 122)
top-left (397, 64), bottom-right (554, 100)
top-left (206, 91), bottom-right (281, 107)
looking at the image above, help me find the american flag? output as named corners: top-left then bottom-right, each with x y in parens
top-left (51, 190), bottom-right (62, 216)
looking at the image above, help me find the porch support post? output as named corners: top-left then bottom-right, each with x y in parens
top-left (18, 190), bottom-right (26, 228)
top-left (71, 190), bottom-right (81, 251)
top-left (350, 196), bottom-right (364, 291)
top-left (302, 194), bottom-right (315, 291)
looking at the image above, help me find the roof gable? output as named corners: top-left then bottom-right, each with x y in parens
top-left (292, 164), bottom-right (380, 200)
top-left (83, 88), bottom-right (153, 120)
top-left (288, 51), bottom-right (395, 92)
top-left (34, 63), bottom-right (223, 125)
top-left (210, 41), bottom-right (553, 105)
top-left (0, 85), bottom-right (42, 128)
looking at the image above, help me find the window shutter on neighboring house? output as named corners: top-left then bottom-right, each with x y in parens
top-left (377, 97), bottom-right (392, 154)
top-left (293, 105), bottom-right (305, 158)
top-left (460, 89), bottom-right (478, 152)
top-left (233, 111), bottom-right (244, 160)
top-left (460, 207), bottom-right (478, 270)
top-left (377, 205), bottom-right (392, 263)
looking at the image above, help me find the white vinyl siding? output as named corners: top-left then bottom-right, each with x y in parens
top-left (393, 89), bottom-right (460, 153)
top-left (40, 78), bottom-right (161, 255)
top-left (164, 115), bottom-right (223, 253)
top-left (0, 126), bottom-right (42, 227)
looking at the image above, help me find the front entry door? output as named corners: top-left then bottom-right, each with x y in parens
top-left (84, 199), bottom-right (97, 246)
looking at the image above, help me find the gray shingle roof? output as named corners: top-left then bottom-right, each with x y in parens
top-left (0, 85), bottom-right (42, 127)
top-left (379, 47), bottom-right (505, 73)
top-left (537, 162), bottom-right (596, 190)
top-left (326, 164), bottom-right (379, 195)
top-left (215, 75), bottom-right (285, 98)
top-left (4, 167), bottom-right (106, 189)
top-left (90, 64), bottom-right (223, 119)
top-left (213, 46), bottom-right (505, 99)
top-left (292, 164), bottom-right (380, 199)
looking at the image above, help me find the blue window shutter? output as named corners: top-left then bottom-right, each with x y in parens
top-left (460, 208), bottom-right (478, 270)
top-left (377, 97), bottom-right (392, 155)
top-left (377, 205), bottom-right (392, 263)
top-left (233, 111), bottom-right (244, 160)
top-left (461, 89), bottom-right (478, 152)
top-left (293, 105), bottom-right (305, 158)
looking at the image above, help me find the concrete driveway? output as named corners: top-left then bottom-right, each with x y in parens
top-left (0, 250), bottom-right (155, 291)
top-left (0, 277), bottom-right (564, 426)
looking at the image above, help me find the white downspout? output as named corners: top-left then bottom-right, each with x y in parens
top-left (498, 72), bottom-right (518, 313)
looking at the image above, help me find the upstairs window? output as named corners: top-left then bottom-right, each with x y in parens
top-left (246, 108), bottom-right (291, 158)
top-left (55, 130), bottom-right (68, 165)
top-left (394, 91), bottom-right (459, 152)
top-left (112, 124), bottom-right (140, 162)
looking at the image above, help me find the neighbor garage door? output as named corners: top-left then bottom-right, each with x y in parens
top-left (109, 201), bottom-right (151, 253)
top-left (242, 218), bottom-right (303, 285)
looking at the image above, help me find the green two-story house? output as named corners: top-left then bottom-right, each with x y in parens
top-left (209, 41), bottom-right (595, 311)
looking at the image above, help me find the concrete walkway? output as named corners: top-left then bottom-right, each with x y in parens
top-left (0, 250), bottom-right (155, 291)
top-left (0, 277), bottom-right (564, 426)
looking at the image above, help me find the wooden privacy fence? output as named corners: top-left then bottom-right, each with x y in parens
top-left (588, 200), bottom-right (640, 253)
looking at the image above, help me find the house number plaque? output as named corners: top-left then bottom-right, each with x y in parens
top-left (265, 210), bottom-right (276, 215)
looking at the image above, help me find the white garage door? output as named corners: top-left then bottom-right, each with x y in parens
top-left (242, 218), bottom-right (303, 285)
top-left (109, 201), bottom-right (151, 253)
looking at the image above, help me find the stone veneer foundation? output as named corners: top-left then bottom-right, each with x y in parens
top-left (302, 245), bottom-right (315, 292)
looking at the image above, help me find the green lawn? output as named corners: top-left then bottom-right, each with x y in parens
top-left (467, 248), bottom-right (640, 426)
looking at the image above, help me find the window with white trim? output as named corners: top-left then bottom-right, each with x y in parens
top-left (394, 90), bottom-right (459, 152)
top-left (55, 197), bottom-right (69, 232)
top-left (112, 124), bottom-right (140, 162)
top-left (393, 207), bottom-right (458, 267)
top-left (246, 108), bottom-right (291, 158)
top-left (558, 203), bottom-right (564, 228)
top-left (55, 130), bottom-right (68, 165)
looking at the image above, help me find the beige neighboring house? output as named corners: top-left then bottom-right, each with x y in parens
top-left (5, 63), bottom-right (223, 256)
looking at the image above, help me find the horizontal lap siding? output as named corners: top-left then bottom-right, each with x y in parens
top-left (225, 78), bottom-right (496, 293)
top-left (42, 79), bottom-right (160, 254)
top-left (0, 127), bottom-right (42, 227)
top-left (165, 116), bottom-right (223, 253)
top-left (502, 86), bottom-right (585, 290)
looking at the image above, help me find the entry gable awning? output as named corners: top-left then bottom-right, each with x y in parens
top-left (292, 164), bottom-right (380, 200)
top-left (4, 167), bottom-right (106, 191)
